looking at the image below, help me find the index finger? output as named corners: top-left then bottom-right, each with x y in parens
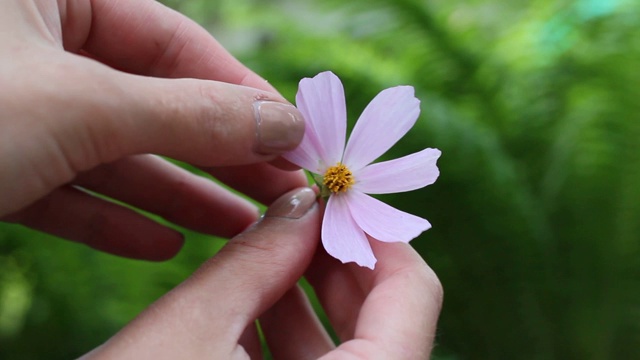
top-left (68, 0), bottom-right (276, 91)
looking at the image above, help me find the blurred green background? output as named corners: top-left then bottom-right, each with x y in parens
top-left (2, 0), bottom-right (639, 358)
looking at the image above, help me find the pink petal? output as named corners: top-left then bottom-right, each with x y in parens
top-left (354, 148), bottom-right (441, 194)
top-left (322, 194), bottom-right (377, 269)
top-left (346, 191), bottom-right (431, 243)
top-left (294, 71), bottom-right (347, 169)
top-left (282, 127), bottom-right (325, 174)
top-left (343, 86), bottom-right (420, 171)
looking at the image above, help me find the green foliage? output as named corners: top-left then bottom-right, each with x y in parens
top-left (2, 0), bottom-right (639, 358)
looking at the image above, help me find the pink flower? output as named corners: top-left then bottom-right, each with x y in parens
top-left (284, 71), bottom-right (441, 269)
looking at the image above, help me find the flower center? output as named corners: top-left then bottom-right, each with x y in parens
top-left (323, 163), bottom-right (355, 193)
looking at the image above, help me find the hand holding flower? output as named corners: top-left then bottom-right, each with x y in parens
top-left (82, 188), bottom-right (443, 359)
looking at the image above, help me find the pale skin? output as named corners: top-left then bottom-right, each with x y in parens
top-left (0, 0), bottom-right (443, 358)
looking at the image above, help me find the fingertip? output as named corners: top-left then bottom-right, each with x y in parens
top-left (86, 225), bottom-right (186, 262)
top-left (264, 187), bottom-right (317, 219)
top-left (141, 231), bottom-right (186, 262)
top-left (253, 101), bottom-right (305, 156)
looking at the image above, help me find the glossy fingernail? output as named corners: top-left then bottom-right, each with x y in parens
top-left (254, 101), bottom-right (305, 155)
top-left (265, 187), bottom-right (316, 219)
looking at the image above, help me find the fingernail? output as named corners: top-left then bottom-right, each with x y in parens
top-left (254, 101), bottom-right (305, 155)
top-left (265, 187), bottom-right (316, 219)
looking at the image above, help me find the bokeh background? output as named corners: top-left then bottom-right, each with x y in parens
top-left (2, 0), bottom-right (639, 358)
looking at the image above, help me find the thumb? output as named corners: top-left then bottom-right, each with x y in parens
top-left (72, 71), bottom-right (305, 168)
top-left (91, 187), bottom-right (321, 359)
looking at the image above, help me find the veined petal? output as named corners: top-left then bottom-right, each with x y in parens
top-left (354, 148), bottom-right (441, 194)
top-left (343, 86), bottom-right (420, 170)
top-left (295, 71), bottom-right (347, 168)
top-left (322, 194), bottom-right (377, 269)
top-left (346, 191), bottom-right (431, 243)
top-left (282, 128), bottom-right (325, 174)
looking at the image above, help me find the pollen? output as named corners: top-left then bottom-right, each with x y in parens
top-left (323, 163), bottom-right (355, 193)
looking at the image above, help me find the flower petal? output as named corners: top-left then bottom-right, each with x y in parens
top-left (288, 71), bottom-right (347, 171)
top-left (346, 191), bottom-right (431, 243)
top-left (322, 194), bottom-right (377, 269)
top-left (282, 125), bottom-right (325, 174)
top-left (354, 148), bottom-right (441, 194)
top-left (343, 86), bottom-right (420, 170)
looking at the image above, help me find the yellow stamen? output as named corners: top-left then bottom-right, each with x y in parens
top-left (323, 163), bottom-right (355, 193)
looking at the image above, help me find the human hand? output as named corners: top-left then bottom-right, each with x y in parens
top-left (80, 188), bottom-right (443, 359)
top-left (0, 0), bottom-right (306, 259)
